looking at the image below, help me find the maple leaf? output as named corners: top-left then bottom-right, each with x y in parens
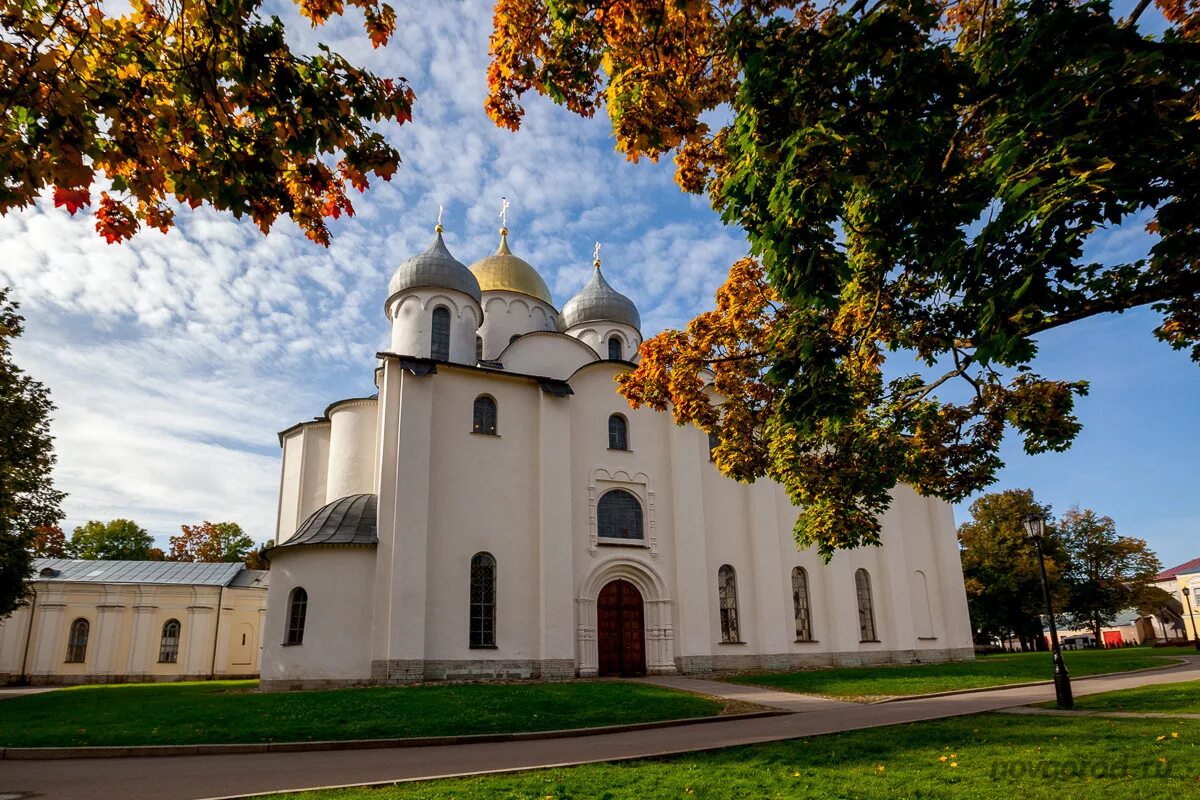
top-left (53, 187), bottom-right (91, 215)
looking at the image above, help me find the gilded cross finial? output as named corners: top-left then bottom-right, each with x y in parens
top-left (499, 196), bottom-right (510, 234)
top-left (435, 204), bottom-right (444, 234)
top-left (593, 241), bottom-right (602, 268)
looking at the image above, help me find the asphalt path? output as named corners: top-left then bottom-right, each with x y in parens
top-left (2, 657), bottom-right (1197, 800)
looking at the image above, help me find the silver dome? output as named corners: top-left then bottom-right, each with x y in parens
top-left (560, 265), bottom-right (640, 331)
top-left (387, 230), bottom-right (482, 305)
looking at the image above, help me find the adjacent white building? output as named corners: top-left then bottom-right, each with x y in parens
top-left (261, 223), bottom-right (974, 689)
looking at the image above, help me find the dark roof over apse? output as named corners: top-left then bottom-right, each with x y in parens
top-left (271, 494), bottom-right (378, 553)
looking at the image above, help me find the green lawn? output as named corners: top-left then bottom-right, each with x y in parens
top-left (257, 713), bottom-right (1200, 800)
top-left (725, 647), bottom-right (1196, 700)
top-left (0, 680), bottom-right (721, 748)
top-left (1055, 678), bottom-right (1200, 714)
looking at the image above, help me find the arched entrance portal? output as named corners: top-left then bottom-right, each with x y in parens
top-left (597, 579), bottom-right (646, 677)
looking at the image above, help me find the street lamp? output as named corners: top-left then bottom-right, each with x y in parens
top-left (1023, 512), bottom-right (1073, 709)
top-left (1183, 587), bottom-right (1200, 651)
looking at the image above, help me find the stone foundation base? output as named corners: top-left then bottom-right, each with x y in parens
top-left (367, 658), bottom-right (577, 684)
top-left (3, 672), bottom-right (258, 687)
top-left (676, 646), bottom-right (974, 674)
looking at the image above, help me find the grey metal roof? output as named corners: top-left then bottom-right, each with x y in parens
top-left (560, 265), bottom-right (640, 332)
top-left (273, 494), bottom-right (378, 552)
top-left (387, 230), bottom-right (482, 306)
top-left (228, 569), bottom-right (271, 588)
top-left (32, 559), bottom-right (246, 587)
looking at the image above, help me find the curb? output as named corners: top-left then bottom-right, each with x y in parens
top-left (870, 657), bottom-right (1191, 704)
top-left (0, 709), bottom-right (790, 760)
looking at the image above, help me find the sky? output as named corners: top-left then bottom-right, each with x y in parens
top-left (1, 1), bottom-right (1196, 570)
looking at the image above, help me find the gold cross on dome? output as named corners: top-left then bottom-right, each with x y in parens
top-left (593, 241), bottom-right (602, 266)
top-left (499, 197), bottom-right (510, 229)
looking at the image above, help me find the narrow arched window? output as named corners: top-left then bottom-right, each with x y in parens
top-left (286, 587), bottom-right (307, 645)
top-left (718, 565), bottom-right (740, 643)
top-left (470, 552), bottom-right (497, 647)
top-left (65, 618), bottom-right (89, 663)
top-left (158, 619), bottom-right (181, 663)
top-left (792, 568), bottom-right (813, 641)
top-left (607, 336), bottom-right (622, 360)
top-left (597, 489), bottom-right (643, 541)
top-left (430, 306), bottom-right (451, 361)
top-left (856, 568), bottom-right (877, 642)
top-left (708, 430), bottom-right (719, 461)
top-left (475, 335), bottom-right (483, 362)
top-left (473, 395), bottom-right (498, 435)
top-left (608, 414), bottom-right (628, 450)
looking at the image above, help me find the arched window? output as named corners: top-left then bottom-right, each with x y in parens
top-left (718, 565), bottom-right (740, 643)
top-left (430, 306), bottom-right (451, 361)
top-left (792, 568), bottom-right (813, 641)
top-left (708, 430), bottom-right (719, 461)
top-left (473, 395), bottom-right (498, 435)
top-left (285, 587), bottom-right (307, 645)
top-left (65, 618), bottom-right (89, 663)
top-left (158, 619), bottom-right (181, 663)
top-left (855, 568), bottom-right (877, 642)
top-left (475, 335), bottom-right (483, 362)
top-left (470, 552), bottom-right (497, 647)
top-left (597, 489), bottom-right (643, 541)
top-left (607, 336), bottom-right (622, 360)
top-left (608, 414), bottom-right (628, 450)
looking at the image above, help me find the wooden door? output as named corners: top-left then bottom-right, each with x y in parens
top-left (597, 579), bottom-right (646, 677)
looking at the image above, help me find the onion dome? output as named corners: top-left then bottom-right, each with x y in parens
top-left (469, 228), bottom-right (554, 306)
top-left (387, 226), bottom-right (481, 307)
top-left (273, 494), bottom-right (378, 551)
top-left (561, 252), bottom-right (640, 331)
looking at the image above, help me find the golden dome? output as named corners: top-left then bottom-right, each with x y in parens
top-left (469, 230), bottom-right (554, 306)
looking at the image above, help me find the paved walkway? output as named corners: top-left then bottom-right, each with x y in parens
top-left (631, 675), bottom-right (858, 713)
top-left (0, 686), bottom-right (58, 700)
top-left (2, 658), bottom-right (1197, 800)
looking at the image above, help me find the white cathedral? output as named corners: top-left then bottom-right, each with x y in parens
top-left (260, 220), bottom-right (973, 689)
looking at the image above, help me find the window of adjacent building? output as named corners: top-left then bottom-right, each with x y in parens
top-left (708, 430), bottom-right (719, 461)
top-left (792, 567), bottom-right (813, 642)
top-left (158, 619), bottom-right (181, 663)
top-left (430, 306), bottom-right (451, 361)
top-left (607, 336), bottom-right (622, 360)
top-left (597, 489), bottom-right (643, 541)
top-left (608, 414), bottom-right (628, 450)
top-left (856, 568), bottom-right (877, 642)
top-left (65, 618), bottom-right (89, 663)
top-left (473, 395), bottom-right (498, 435)
top-left (475, 335), bottom-right (483, 362)
top-left (718, 565), bottom-right (740, 643)
top-left (470, 552), bottom-right (497, 648)
top-left (286, 587), bottom-right (307, 645)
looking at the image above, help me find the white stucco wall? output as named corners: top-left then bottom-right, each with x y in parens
top-left (499, 332), bottom-right (598, 379)
top-left (388, 288), bottom-right (481, 364)
top-left (326, 399), bottom-right (379, 501)
top-left (477, 291), bottom-right (557, 360)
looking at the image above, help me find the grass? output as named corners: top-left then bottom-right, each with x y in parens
top-left (724, 647), bottom-right (1196, 700)
top-left (0, 680), bottom-right (721, 748)
top-left (256, 713), bottom-right (1200, 800)
top-left (1050, 679), bottom-right (1200, 714)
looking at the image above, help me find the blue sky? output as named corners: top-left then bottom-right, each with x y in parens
top-left (0, 1), bottom-right (1195, 569)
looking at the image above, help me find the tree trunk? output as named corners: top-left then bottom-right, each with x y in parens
top-left (1093, 612), bottom-right (1103, 648)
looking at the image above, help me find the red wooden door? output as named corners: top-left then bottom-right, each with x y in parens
top-left (597, 579), bottom-right (646, 677)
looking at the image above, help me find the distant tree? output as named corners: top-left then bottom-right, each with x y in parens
top-left (957, 489), bottom-right (1066, 650)
top-left (67, 519), bottom-right (154, 560)
top-left (170, 522), bottom-right (254, 563)
top-left (29, 524), bottom-right (66, 558)
top-left (0, 288), bottom-right (66, 618)
top-left (146, 547), bottom-right (166, 562)
top-left (1058, 507), bottom-right (1162, 645)
top-left (243, 541), bottom-right (274, 571)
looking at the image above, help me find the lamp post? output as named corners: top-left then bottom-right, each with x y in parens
top-left (1024, 512), bottom-right (1073, 708)
top-left (1183, 587), bottom-right (1200, 651)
